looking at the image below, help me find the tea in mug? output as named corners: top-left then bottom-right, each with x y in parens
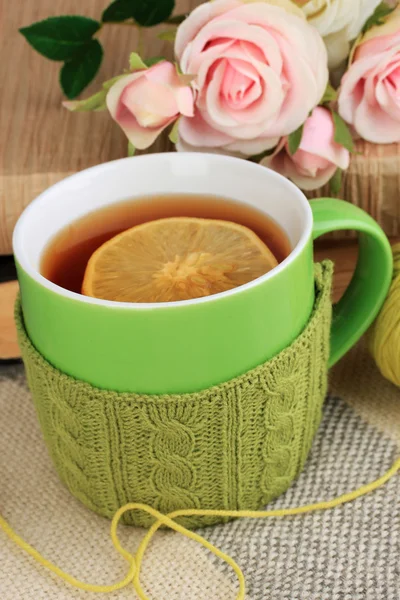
top-left (41, 194), bottom-right (291, 302)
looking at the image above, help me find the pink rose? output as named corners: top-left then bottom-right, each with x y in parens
top-left (338, 6), bottom-right (400, 144)
top-left (262, 107), bottom-right (350, 190)
top-left (107, 61), bottom-right (194, 149)
top-left (175, 0), bottom-right (328, 156)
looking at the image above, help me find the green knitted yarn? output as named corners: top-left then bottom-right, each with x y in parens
top-left (16, 262), bottom-right (333, 530)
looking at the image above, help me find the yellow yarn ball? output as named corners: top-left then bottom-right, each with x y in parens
top-left (370, 243), bottom-right (400, 387)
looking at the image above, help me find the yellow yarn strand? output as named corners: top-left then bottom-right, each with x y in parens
top-left (1, 457), bottom-right (399, 599)
top-left (370, 243), bottom-right (400, 386)
top-left (0, 512), bottom-right (137, 593)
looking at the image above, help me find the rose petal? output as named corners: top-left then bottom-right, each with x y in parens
top-left (175, 0), bottom-right (328, 151)
top-left (226, 2), bottom-right (327, 84)
top-left (222, 58), bottom-right (262, 109)
top-left (106, 63), bottom-right (193, 149)
top-left (145, 60), bottom-right (176, 84)
top-left (113, 112), bottom-right (174, 149)
top-left (203, 56), bottom-right (284, 135)
top-left (299, 107), bottom-right (350, 169)
top-left (323, 29), bottom-right (351, 70)
top-left (264, 145), bottom-right (337, 190)
top-left (193, 36), bottom-right (285, 126)
top-left (175, 0), bottom-right (241, 59)
top-left (373, 55), bottom-right (400, 113)
top-left (358, 4), bottom-right (400, 48)
top-left (190, 3), bottom-right (324, 82)
top-left (266, 41), bottom-right (321, 136)
top-left (175, 86), bottom-right (195, 117)
top-left (204, 60), bottom-right (238, 127)
top-left (180, 37), bottom-right (236, 80)
top-left (245, 0), bottom-right (304, 18)
top-left (121, 78), bottom-right (179, 123)
top-left (176, 135), bottom-right (245, 157)
top-left (106, 72), bottom-right (146, 119)
top-left (177, 127), bottom-right (278, 157)
top-left (145, 61), bottom-right (195, 117)
top-left (262, 107), bottom-right (349, 191)
top-left (292, 149), bottom-right (332, 175)
top-left (222, 2), bottom-right (305, 30)
top-left (220, 59), bottom-right (258, 108)
top-left (284, 159), bottom-right (337, 190)
top-left (182, 20), bottom-right (283, 81)
top-left (178, 110), bottom-right (235, 147)
top-left (347, 0), bottom-right (382, 40)
top-left (354, 91), bottom-right (400, 143)
top-left (224, 135), bottom-right (279, 154)
top-left (338, 52), bottom-right (384, 123)
top-left (302, 1), bottom-right (352, 36)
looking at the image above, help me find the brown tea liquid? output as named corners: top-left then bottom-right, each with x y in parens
top-left (41, 194), bottom-right (291, 294)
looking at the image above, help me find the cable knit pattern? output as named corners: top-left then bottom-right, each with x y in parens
top-left (15, 262), bottom-right (333, 529)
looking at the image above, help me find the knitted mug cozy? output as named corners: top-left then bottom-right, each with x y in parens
top-left (16, 262), bottom-right (333, 530)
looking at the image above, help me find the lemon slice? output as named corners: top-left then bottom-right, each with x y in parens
top-left (82, 217), bottom-right (278, 303)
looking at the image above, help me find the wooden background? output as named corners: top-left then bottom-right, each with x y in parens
top-left (0, 0), bottom-right (196, 255)
top-left (1, 0), bottom-right (400, 255)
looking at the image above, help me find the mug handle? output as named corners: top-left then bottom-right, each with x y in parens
top-left (310, 198), bottom-right (393, 367)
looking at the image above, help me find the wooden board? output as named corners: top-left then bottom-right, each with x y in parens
top-left (0, 0), bottom-right (197, 255)
top-left (0, 281), bottom-right (19, 360)
top-left (314, 240), bottom-right (358, 301)
top-left (2, 0), bottom-right (400, 255)
top-left (309, 140), bottom-right (400, 240)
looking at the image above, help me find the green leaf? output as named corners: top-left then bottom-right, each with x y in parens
top-left (157, 29), bottom-right (177, 42)
top-left (321, 82), bottom-right (338, 105)
top-left (248, 147), bottom-right (277, 163)
top-left (174, 61), bottom-right (195, 84)
top-left (60, 39), bottom-right (103, 99)
top-left (288, 125), bottom-right (304, 155)
top-left (178, 73), bottom-right (196, 85)
top-left (19, 16), bottom-right (100, 61)
top-left (102, 0), bottom-right (134, 23)
top-left (175, 61), bottom-right (183, 75)
top-left (129, 52), bottom-right (147, 70)
top-left (128, 141), bottom-right (136, 156)
top-left (329, 168), bottom-right (343, 196)
top-left (332, 111), bottom-right (354, 152)
top-left (165, 13), bottom-right (187, 25)
top-left (63, 89), bottom-right (107, 111)
top-left (102, 0), bottom-right (175, 26)
top-left (362, 2), bottom-right (395, 33)
top-left (132, 0), bottom-right (175, 26)
top-left (169, 119), bottom-right (180, 144)
top-left (146, 56), bottom-right (165, 67)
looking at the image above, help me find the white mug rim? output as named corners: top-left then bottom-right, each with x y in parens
top-left (13, 153), bottom-right (313, 310)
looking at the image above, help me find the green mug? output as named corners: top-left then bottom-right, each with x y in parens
top-left (13, 153), bottom-right (392, 394)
